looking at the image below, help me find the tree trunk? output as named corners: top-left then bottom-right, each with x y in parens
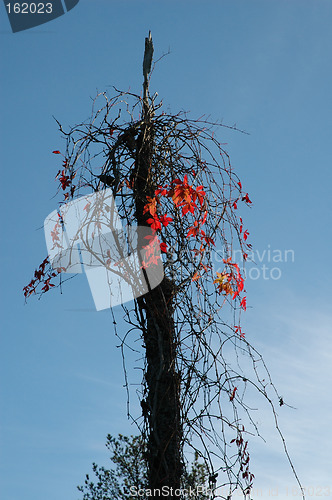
top-left (131, 34), bottom-right (183, 496)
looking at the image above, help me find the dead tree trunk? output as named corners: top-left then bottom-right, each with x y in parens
top-left (132, 32), bottom-right (183, 497)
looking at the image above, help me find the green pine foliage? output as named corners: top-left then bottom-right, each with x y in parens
top-left (78, 434), bottom-right (211, 500)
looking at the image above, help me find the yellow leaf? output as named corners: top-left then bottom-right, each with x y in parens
top-left (214, 272), bottom-right (234, 296)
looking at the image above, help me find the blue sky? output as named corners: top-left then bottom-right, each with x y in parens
top-left (1, 1), bottom-right (331, 499)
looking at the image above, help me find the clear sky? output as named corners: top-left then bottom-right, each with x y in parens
top-left (0, 1), bottom-right (331, 499)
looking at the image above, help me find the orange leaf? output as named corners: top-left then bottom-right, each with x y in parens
top-left (143, 196), bottom-right (158, 216)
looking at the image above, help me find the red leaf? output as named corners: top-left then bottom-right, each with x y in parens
top-left (155, 186), bottom-right (169, 196)
top-left (181, 201), bottom-right (196, 216)
top-left (240, 297), bottom-right (247, 311)
top-left (141, 255), bottom-right (161, 269)
top-left (143, 233), bottom-right (157, 245)
top-left (201, 234), bottom-right (215, 247)
top-left (230, 387), bottom-right (237, 401)
top-left (41, 278), bottom-right (55, 292)
top-left (52, 150), bottom-right (61, 154)
top-left (160, 242), bottom-right (167, 253)
top-left (159, 214), bottom-right (173, 227)
top-left (34, 269), bottom-right (44, 280)
top-left (147, 216), bottom-right (161, 231)
top-left (39, 257), bottom-right (49, 272)
top-left (242, 193), bottom-right (252, 204)
top-left (235, 325), bottom-right (245, 339)
top-left (59, 170), bottom-right (71, 190)
top-left (187, 221), bottom-right (199, 238)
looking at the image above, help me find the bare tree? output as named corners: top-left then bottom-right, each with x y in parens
top-left (24, 33), bottom-right (305, 500)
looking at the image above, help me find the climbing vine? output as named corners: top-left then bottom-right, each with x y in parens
top-left (24, 81), bottom-right (304, 499)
